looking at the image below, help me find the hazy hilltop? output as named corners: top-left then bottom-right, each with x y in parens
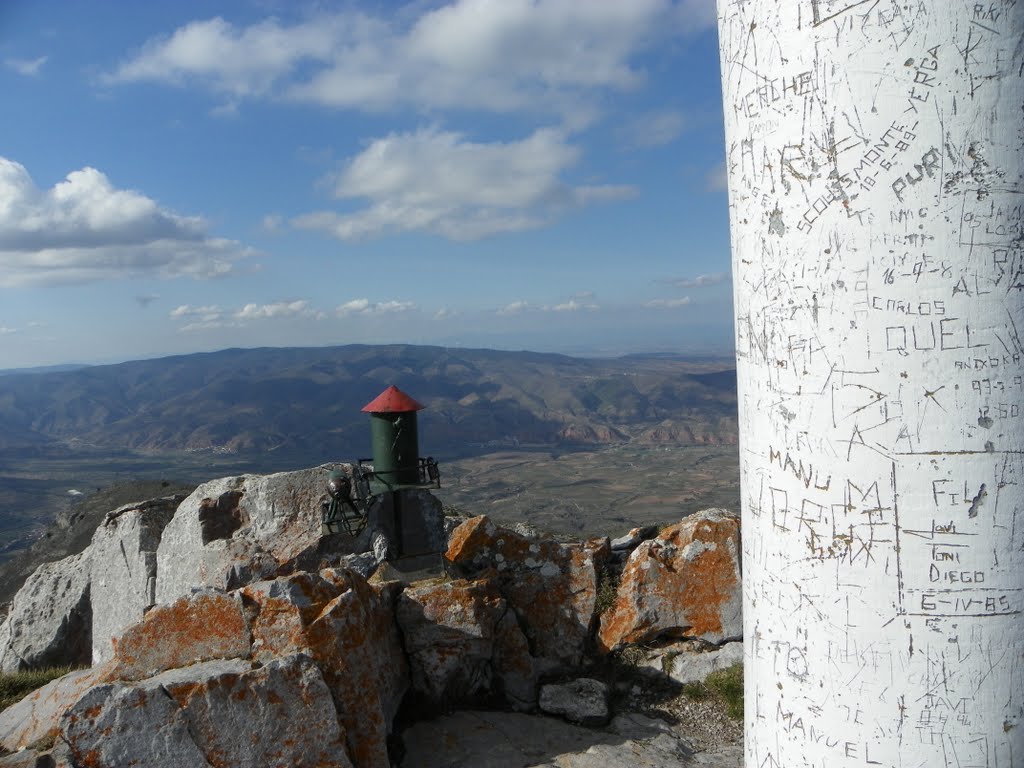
top-left (0, 344), bottom-right (737, 460)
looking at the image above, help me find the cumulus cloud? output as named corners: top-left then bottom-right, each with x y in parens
top-left (645, 297), bottom-right (692, 308)
top-left (234, 300), bottom-right (316, 320)
top-left (434, 307), bottom-right (458, 319)
top-left (105, 2), bottom-right (712, 115)
top-left (0, 157), bottom-right (253, 286)
top-left (336, 298), bottom-right (416, 317)
top-left (5, 56), bottom-right (47, 76)
top-left (665, 272), bottom-right (729, 289)
top-left (497, 301), bottom-right (532, 316)
top-left (552, 299), bottom-right (598, 312)
top-left (293, 127), bottom-right (635, 241)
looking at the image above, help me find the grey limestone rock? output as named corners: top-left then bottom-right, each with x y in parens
top-left (0, 549), bottom-right (92, 673)
top-left (639, 640), bottom-right (744, 686)
top-left (539, 678), bottom-right (611, 726)
top-left (90, 496), bottom-right (180, 664)
top-left (155, 467), bottom-right (338, 605)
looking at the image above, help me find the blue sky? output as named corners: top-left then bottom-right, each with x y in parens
top-left (0, 0), bottom-right (732, 368)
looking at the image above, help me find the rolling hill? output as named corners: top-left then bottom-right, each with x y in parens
top-left (0, 345), bottom-right (737, 460)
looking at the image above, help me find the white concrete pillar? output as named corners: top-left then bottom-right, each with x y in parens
top-left (716, 2), bottom-right (1024, 766)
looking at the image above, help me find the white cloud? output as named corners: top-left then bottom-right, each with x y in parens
top-left (293, 127), bottom-right (635, 241)
top-left (336, 298), bottom-right (416, 317)
top-left (234, 300), bottom-right (314, 320)
top-left (434, 307), bottom-right (458, 320)
top-left (497, 300), bottom-right (532, 316)
top-left (552, 299), bottom-right (598, 312)
top-left (6, 56), bottom-right (48, 76)
top-left (170, 304), bottom-right (223, 322)
top-left (665, 272), bottom-right (729, 289)
top-left (105, 2), bottom-right (712, 116)
top-left (0, 326), bottom-right (16, 335)
top-left (645, 297), bottom-right (692, 308)
top-left (0, 158), bottom-right (253, 286)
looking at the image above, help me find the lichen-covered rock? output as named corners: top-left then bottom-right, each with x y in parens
top-left (61, 656), bottom-right (352, 768)
top-left (397, 578), bottom-right (535, 706)
top-left (241, 570), bottom-right (351, 663)
top-left (158, 655), bottom-right (352, 768)
top-left (301, 574), bottom-right (409, 768)
top-left (155, 467), bottom-right (349, 605)
top-left (62, 680), bottom-right (210, 768)
top-left (0, 549), bottom-right (92, 673)
top-left (446, 516), bottom-right (609, 667)
top-left (597, 509), bottom-right (741, 652)
top-left (90, 496), bottom-right (182, 664)
top-left (539, 678), bottom-right (611, 726)
top-left (0, 666), bottom-right (108, 752)
top-left (108, 588), bottom-right (250, 681)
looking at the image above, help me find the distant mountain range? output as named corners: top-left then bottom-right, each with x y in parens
top-left (0, 345), bottom-right (737, 459)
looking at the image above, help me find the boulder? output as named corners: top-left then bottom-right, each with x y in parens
top-left (597, 509), bottom-right (741, 652)
top-left (61, 656), bottom-right (352, 768)
top-left (396, 578), bottom-right (534, 706)
top-left (493, 610), bottom-right (538, 710)
top-left (241, 570), bottom-right (408, 768)
top-left (108, 589), bottom-right (250, 681)
top-left (157, 655), bottom-right (352, 768)
top-left (301, 574), bottom-right (409, 768)
top-left (0, 666), bottom-right (108, 752)
top-left (446, 516), bottom-right (609, 667)
top-left (90, 496), bottom-right (181, 664)
top-left (610, 525), bottom-right (658, 552)
top-left (241, 571), bottom-right (351, 664)
top-left (539, 678), bottom-right (611, 726)
top-left (638, 640), bottom-right (744, 686)
top-left (155, 467), bottom-right (351, 605)
top-left (0, 549), bottom-right (92, 672)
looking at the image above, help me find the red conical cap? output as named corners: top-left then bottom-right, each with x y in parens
top-left (361, 385), bottom-right (425, 413)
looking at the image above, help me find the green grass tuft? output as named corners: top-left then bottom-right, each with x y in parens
top-left (0, 666), bottom-right (80, 712)
top-left (704, 662), bottom-right (744, 720)
top-left (594, 568), bottom-right (620, 615)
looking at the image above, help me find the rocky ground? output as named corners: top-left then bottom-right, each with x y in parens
top-left (0, 465), bottom-right (744, 768)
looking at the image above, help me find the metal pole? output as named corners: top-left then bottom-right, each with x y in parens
top-left (716, 2), bottom-right (1024, 765)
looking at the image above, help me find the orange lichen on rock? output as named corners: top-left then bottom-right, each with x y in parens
top-left (108, 589), bottom-right (251, 681)
top-left (445, 516), bottom-right (609, 666)
top-left (597, 508), bottom-right (741, 653)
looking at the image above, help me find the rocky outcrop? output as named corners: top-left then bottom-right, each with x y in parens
top-left (598, 509), bottom-right (741, 652)
top-left (396, 578), bottom-right (536, 708)
top-left (154, 467), bottom-right (345, 605)
top-left (446, 516), bottom-right (609, 667)
top-left (0, 481), bottom-right (744, 768)
top-left (62, 656), bottom-right (352, 768)
top-left (108, 589), bottom-right (251, 682)
top-left (90, 496), bottom-right (181, 664)
top-left (0, 549), bottom-right (92, 673)
top-left (0, 666), bottom-right (108, 752)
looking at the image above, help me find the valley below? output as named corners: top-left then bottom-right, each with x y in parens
top-left (0, 343), bottom-right (740, 573)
